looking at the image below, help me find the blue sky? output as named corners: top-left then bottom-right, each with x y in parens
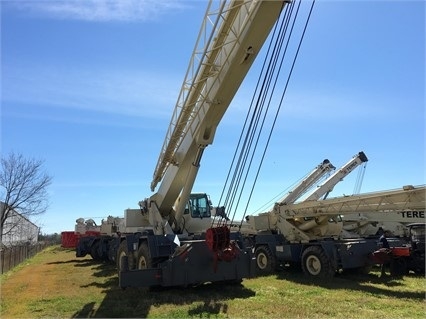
top-left (1, 0), bottom-right (424, 235)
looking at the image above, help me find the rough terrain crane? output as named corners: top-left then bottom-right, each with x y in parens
top-left (248, 151), bottom-right (422, 238)
top-left (121, 0), bottom-right (292, 289)
top-left (244, 151), bottom-right (425, 277)
top-left (76, 0), bottom-right (291, 289)
top-left (246, 151), bottom-right (369, 243)
top-left (280, 185), bottom-right (426, 277)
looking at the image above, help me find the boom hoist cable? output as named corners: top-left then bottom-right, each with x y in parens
top-left (213, 0), bottom-right (316, 229)
top-left (215, 0), bottom-right (293, 225)
top-left (214, 0), bottom-right (296, 226)
top-left (353, 161), bottom-right (368, 194)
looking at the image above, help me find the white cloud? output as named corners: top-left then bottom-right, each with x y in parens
top-left (2, 64), bottom-right (180, 119)
top-left (224, 84), bottom-right (407, 127)
top-left (7, 0), bottom-right (187, 22)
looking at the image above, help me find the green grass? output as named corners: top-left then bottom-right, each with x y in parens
top-left (1, 245), bottom-right (425, 318)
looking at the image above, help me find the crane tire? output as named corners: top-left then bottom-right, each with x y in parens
top-left (137, 242), bottom-right (152, 269)
top-left (117, 240), bottom-right (135, 271)
top-left (255, 245), bottom-right (276, 274)
top-left (301, 246), bottom-right (335, 278)
top-left (90, 240), bottom-right (101, 261)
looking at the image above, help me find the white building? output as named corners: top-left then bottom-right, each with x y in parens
top-left (1, 202), bottom-right (39, 247)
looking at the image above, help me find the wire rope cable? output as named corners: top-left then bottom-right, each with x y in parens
top-left (236, 0), bottom-right (316, 227)
top-left (353, 162), bottom-right (368, 194)
top-left (212, 0), bottom-right (316, 228)
top-left (212, 0), bottom-right (291, 227)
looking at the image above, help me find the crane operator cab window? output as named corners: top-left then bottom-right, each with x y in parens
top-left (186, 194), bottom-right (211, 219)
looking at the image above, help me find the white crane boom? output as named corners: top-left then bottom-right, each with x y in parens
top-left (281, 185), bottom-right (426, 218)
top-left (245, 151), bottom-right (422, 242)
top-left (247, 185), bottom-right (425, 242)
top-left (303, 151), bottom-right (368, 201)
top-left (142, 0), bottom-right (288, 235)
top-left (249, 152), bottom-right (364, 221)
top-left (279, 159), bottom-right (336, 205)
top-left (343, 211), bottom-right (425, 223)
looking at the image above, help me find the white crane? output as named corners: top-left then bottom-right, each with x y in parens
top-left (138, 0), bottom-right (288, 237)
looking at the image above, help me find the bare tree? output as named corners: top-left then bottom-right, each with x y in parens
top-left (0, 152), bottom-right (52, 244)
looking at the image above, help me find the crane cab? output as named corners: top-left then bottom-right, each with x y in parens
top-left (185, 193), bottom-right (212, 219)
top-left (182, 193), bottom-right (216, 235)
